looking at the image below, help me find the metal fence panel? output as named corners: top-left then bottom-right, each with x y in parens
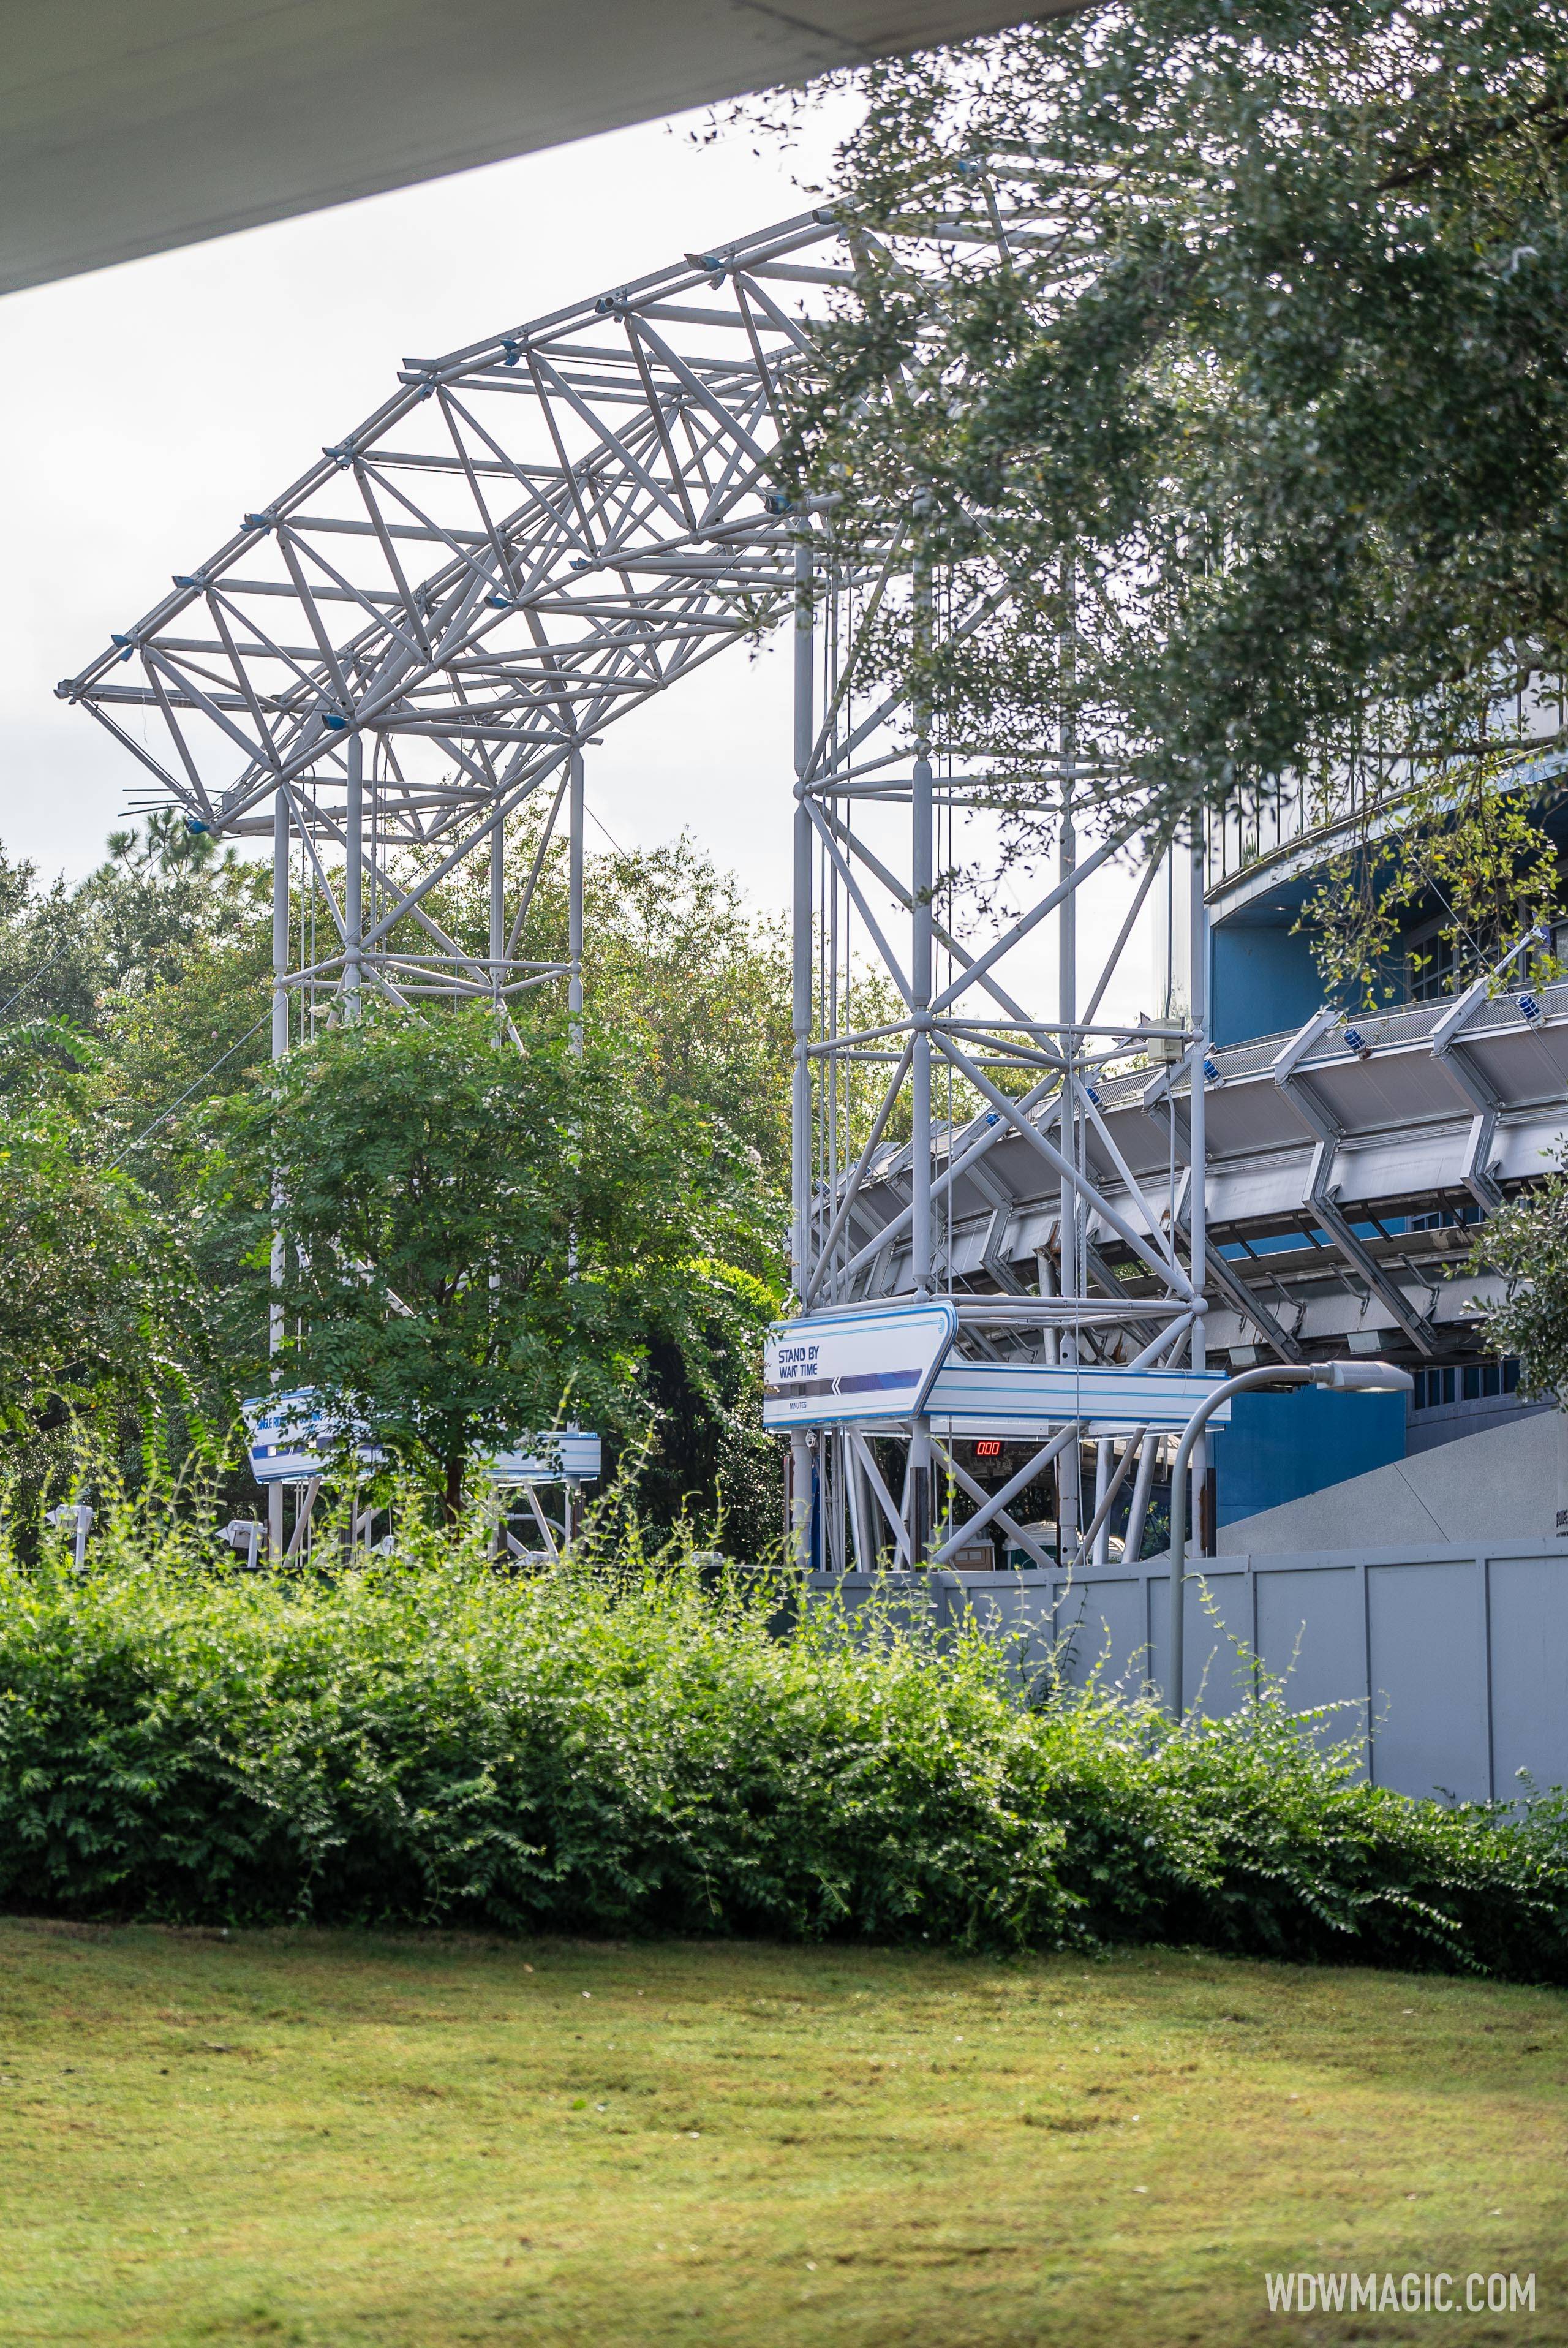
top-left (1049, 1571), bottom-right (1150, 1697)
top-left (1487, 1555), bottom-right (1568, 1797)
top-left (1253, 1563), bottom-right (1370, 1764)
top-left (804, 1543), bottom-right (1568, 1802)
top-left (1366, 1560), bottom-right (1491, 1801)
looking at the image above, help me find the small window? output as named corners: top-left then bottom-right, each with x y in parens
top-left (1463, 1364), bottom-right (1481, 1400)
top-left (1483, 1361), bottom-right (1501, 1397)
top-left (1504, 1357), bottom-right (1521, 1392)
top-left (1409, 931), bottom-right (1460, 1003)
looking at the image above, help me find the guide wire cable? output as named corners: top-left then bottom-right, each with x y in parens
top-left (103, 1010), bottom-right (272, 1170)
top-left (0, 940), bottom-right (77, 1021)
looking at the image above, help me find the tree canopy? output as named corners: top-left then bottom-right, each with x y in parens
top-left (202, 1007), bottom-right (772, 1519)
top-left (779, 1), bottom-right (1568, 855)
top-left (0, 1029), bottom-right (207, 1489)
top-left (0, 821), bottom-right (792, 1538)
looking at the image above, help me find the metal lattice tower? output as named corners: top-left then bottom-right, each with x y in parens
top-left (72, 187), bottom-right (1442, 1572)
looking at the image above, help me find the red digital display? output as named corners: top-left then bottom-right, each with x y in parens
top-left (974, 1440), bottom-right (1003, 1459)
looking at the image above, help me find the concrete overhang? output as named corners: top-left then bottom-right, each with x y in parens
top-left (1, 0), bottom-right (1079, 296)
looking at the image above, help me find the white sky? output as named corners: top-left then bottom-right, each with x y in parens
top-left (0, 94), bottom-right (1147, 1017)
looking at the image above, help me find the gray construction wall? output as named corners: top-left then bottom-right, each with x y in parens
top-left (1049, 1546), bottom-right (1568, 1802)
top-left (805, 1547), bottom-right (1568, 1804)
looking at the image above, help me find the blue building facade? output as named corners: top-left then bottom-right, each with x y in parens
top-left (1199, 788), bottom-right (1568, 1530)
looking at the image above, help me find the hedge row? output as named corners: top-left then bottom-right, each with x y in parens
top-left (1, 1523), bottom-right (1564, 1976)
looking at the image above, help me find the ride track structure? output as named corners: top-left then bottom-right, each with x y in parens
top-left (66, 186), bottom-right (1559, 1573)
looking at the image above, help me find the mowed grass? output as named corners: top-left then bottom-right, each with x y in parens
top-left (0, 1922), bottom-right (1564, 2347)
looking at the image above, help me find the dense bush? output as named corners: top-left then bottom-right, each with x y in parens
top-left (1, 1512), bottom-right (1565, 1979)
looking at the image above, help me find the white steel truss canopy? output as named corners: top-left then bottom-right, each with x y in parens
top-left (62, 203), bottom-right (847, 843)
top-left (67, 182), bottom-right (1550, 1575)
top-left (831, 982), bottom-right (1568, 1365)
top-left (62, 204), bottom-right (867, 1011)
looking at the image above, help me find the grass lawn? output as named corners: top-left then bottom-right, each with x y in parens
top-left (0, 1922), bottom-right (1563, 2347)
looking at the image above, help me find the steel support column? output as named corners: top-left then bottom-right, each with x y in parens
top-left (568, 747), bottom-right (585, 1050)
top-left (790, 528), bottom-right (816, 1565)
top-left (1187, 820), bottom-right (1210, 1552)
top-left (908, 546), bottom-right (935, 1563)
top-left (268, 785), bottom-right (290, 1560)
top-left (343, 732), bottom-right (363, 1021)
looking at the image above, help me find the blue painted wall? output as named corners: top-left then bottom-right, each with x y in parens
top-left (1214, 1386), bottom-right (1408, 1527)
top-left (1211, 923), bottom-right (1323, 1047)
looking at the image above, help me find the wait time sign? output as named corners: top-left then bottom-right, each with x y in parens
top-left (763, 1304), bottom-right (1234, 1436)
top-left (762, 1302), bottom-right (957, 1432)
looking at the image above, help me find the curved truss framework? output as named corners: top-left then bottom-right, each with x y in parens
top-left (61, 207), bottom-right (849, 1015)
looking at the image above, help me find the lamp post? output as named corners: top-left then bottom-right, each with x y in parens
top-left (1166, 1359), bottom-right (1414, 1721)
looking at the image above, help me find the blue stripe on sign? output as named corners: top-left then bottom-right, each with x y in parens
top-left (764, 1368), bottom-right (924, 1401)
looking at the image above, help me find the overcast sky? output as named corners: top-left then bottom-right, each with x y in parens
top-left (0, 93), bottom-right (1145, 1014)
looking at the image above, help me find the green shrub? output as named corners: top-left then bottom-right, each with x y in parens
top-left (0, 1511), bottom-right (1564, 1977)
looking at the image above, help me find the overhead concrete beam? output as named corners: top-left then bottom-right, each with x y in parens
top-left (0, 0), bottom-right (1080, 295)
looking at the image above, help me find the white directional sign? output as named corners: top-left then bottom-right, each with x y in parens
top-left (489, 1431), bottom-right (601, 1484)
top-left (763, 1302), bottom-right (958, 1431)
top-left (244, 1391), bottom-right (601, 1487)
top-left (925, 1361), bottom-right (1235, 1438)
top-left (243, 1390), bottom-right (379, 1485)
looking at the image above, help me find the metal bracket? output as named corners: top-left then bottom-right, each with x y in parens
top-left (1431, 973), bottom-right (1506, 1214)
top-left (979, 1202), bottom-right (1028, 1294)
top-left (1428, 925), bottom-right (1545, 1215)
top-left (1272, 1008), bottom-right (1437, 1354)
top-left (1143, 1062), bottom-right (1304, 1363)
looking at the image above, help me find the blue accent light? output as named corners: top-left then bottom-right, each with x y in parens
top-left (501, 339), bottom-right (522, 366)
top-left (764, 493), bottom-right (793, 515)
top-left (322, 714), bottom-right (348, 732)
top-left (1343, 1026), bottom-right (1367, 1055)
top-left (1518, 993), bottom-right (1544, 1026)
top-left (1202, 1056), bottom-right (1223, 1086)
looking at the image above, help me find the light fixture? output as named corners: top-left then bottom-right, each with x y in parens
top-left (1315, 1361), bottom-right (1413, 1392)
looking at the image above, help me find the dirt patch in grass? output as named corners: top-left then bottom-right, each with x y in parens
top-left (0, 1920), bottom-right (1563, 2346)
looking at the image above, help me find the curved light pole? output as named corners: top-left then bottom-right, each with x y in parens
top-left (1166, 1359), bottom-right (1414, 1721)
